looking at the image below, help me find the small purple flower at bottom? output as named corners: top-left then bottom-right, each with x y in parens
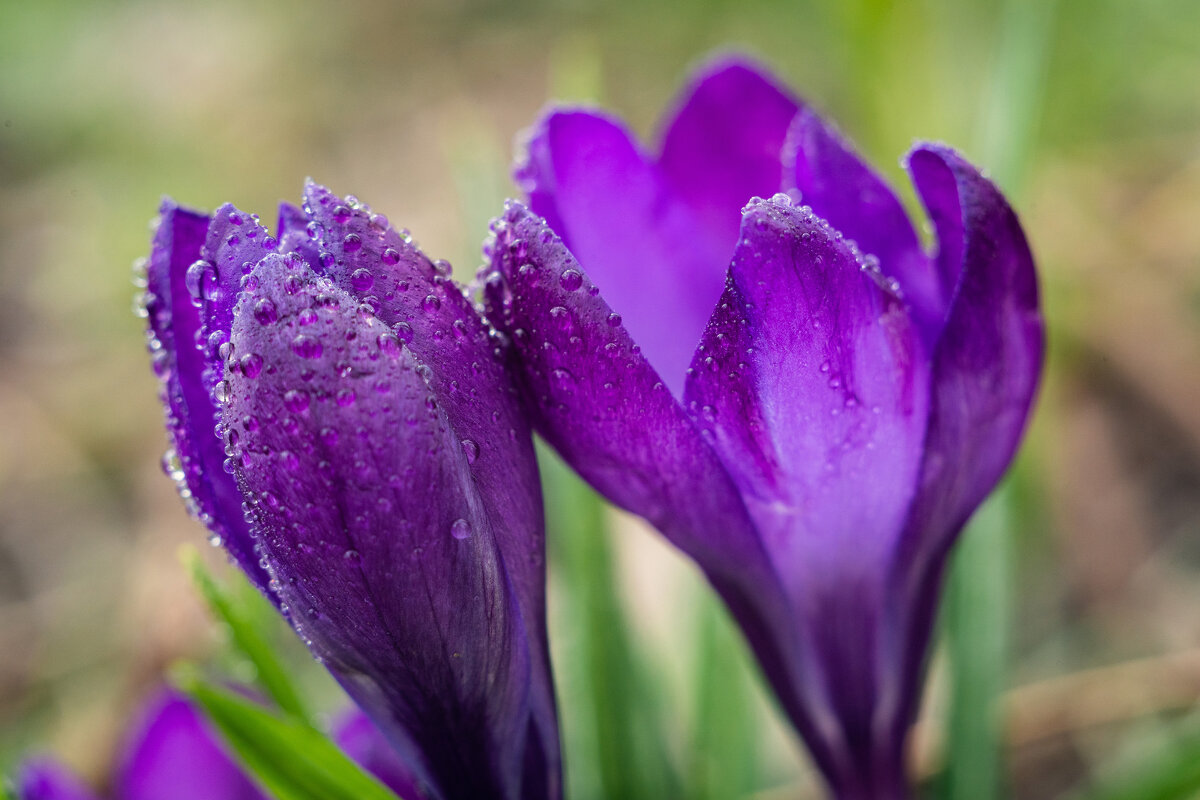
top-left (142, 184), bottom-right (559, 800)
top-left (14, 689), bottom-right (264, 800)
top-left (13, 690), bottom-right (418, 800)
top-left (484, 56), bottom-right (1043, 797)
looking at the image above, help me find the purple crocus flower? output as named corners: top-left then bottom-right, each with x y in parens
top-left (143, 184), bottom-right (560, 800)
top-left (483, 57), bottom-right (1043, 797)
top-left (14, 689), bottom-right (265, 800)
top-left (12, 691), bottom-right (415, 800)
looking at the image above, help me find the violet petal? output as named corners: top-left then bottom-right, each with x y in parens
top-left (294, 183), bottom-right (559, 795)
top-left (484, 202), bottom-right (800, 748)
top-left (333, 708), bottom-right (427, 800)
top-left (887, 143), bottom-right (1044, 729)
top-left (116, 689), bottom-right (266, 800)
top-left (515, 110), bottom-right (725, 394)
top-left (683, 196), bottom-right (929, 785)
top-left (785, 109), bottom-right (944, 345)
top-left (658, 56), bottom-right (800, 249)
top-left (220, 255), bottom-right (532, 800)
top-left (146, 201), bottom-right (270, 591)
top-left (13, 759), bottom-right (100, 800)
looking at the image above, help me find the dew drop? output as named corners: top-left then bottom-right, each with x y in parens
top-left (559, 269), bottom-right (583, 291)
top-left (283, 389), bottom-right (310, 413)
top-left (450, 519), bottom-right (471, 540)
top-left (378, 332), bottom-right (402, 357)
top-left (461, 439), bottom-right (479, 464)
top-left (239, 352), bottom-right (264, 378)
top-left (394, 322), bottom-right (414, 343)
top-left (351, 268), bottom-right (374, 291)
top-left (342, 233), bottom-right (362, 252)
top-left (185, 260), bottom-right (215, 304)
top-left (336, 388), bottom-right (356, 407)
top-left (381, 247), bottom-right (401, 265)
top-left (291, 335), bottom-right (323, 360)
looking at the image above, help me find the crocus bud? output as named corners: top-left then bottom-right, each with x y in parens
top-left (144, 184), bottom-right (560, 800)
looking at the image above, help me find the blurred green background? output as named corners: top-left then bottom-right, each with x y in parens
top-left (2, 0), bottom-right (1199, 798)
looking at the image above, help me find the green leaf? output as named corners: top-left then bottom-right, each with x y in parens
top-left (942, 487), bottom-right (1013, 800)
top-left (184, 548), bottom-right (309, 720)
top-left (539, 444), bottom-right (681, 800)
top-left (176, 672), bottom-right (399, 800)
top-left (689, 590), bottom-right (760, 800)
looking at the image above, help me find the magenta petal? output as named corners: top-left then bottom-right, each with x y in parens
top-left (116, 689), bottom-right (265, 800)
top-left (14, 759), bottom-right (100, 800)
top-left (145, 201), bottom-right (270, 592)
top-left (683, 197), bottom-right (929, 788)
top-left (888, 145), bottom-right (1044, 725)
top-left (333, 708), bottom-right (427, 800)
top-left (515, 111), bottom-right (725, 393)
top-left (786, 110), bottom-right (943, 345)
top-left (220, 256), bottom-right (532, 800)
top-left (658, 56), bottom-right (800, 249)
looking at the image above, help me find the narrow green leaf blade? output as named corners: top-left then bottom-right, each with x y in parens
top-left (185, 548), bottom-right (309, 720)
top-left (177, 674), bottom-right (399, 800)
top-left (539, 445), bottom-right (681, 800)
top-left (689, 591), bottom-right (760, 800)
top-left (943, 488), bottom-right (1012, 800)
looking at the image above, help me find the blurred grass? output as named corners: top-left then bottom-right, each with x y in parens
top-left (0, 0), bottom-right (1198, 797)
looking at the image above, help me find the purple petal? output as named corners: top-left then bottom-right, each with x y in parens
top-left (658, 56), bottom-right (800, 249)
top-left (484, 202), bottom-right (801, 745)
top-left (13, 759), bottom-right (100, 800)
top-left (683, 196), bottom-right (929, 786)
top-left (333, 708), bottom-right (427, 799)
top-left (116, 689), bottom-right (265, 800)
top-left (291, 183), bottom-right (559, 796)
top-left (785, 109), bottom-right (944, 345)
top-left (515, 110), bottom-right (724, 394)
top-left (220, 255), bottom-right (533, 800)
top-left (145, 201), bottom-right (271, 592)
top-left (888, 144), bottom-right (1044, 727)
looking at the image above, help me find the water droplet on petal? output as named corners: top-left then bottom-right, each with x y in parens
top-left (559, 269), bottom-right (583, 291)
top-left (240, 352), bottom-right (263, 378)
top-left (378, 332), bottom-right (402, 357)
top-left (351, 268), bottom-right (374, 291)
top-left (291, 335), bottom-right (323, 359)
top-left (461, 439), bottom-right (479, 464)
top-left (450, 519), bottom-right (471, 540)
top-left (283, 389), bottom-right (310, 413)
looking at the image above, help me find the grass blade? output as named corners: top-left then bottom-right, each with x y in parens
top-left (176, 673), bottom-right (398, 800)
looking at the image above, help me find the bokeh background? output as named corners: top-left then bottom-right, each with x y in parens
top-left (2, 0), bottom-right (1199, 798)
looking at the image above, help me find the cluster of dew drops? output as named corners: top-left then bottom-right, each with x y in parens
top-left (137, 201), bottom-right (494, 561)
